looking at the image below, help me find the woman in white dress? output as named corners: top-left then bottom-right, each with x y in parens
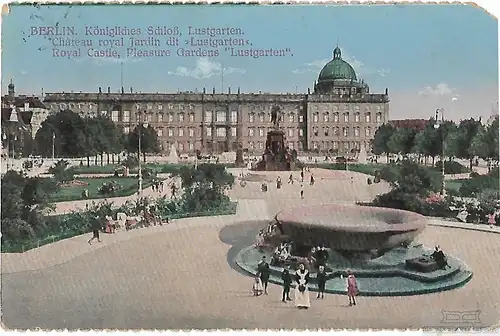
top-left (294, 263), bottom-right (311, 309)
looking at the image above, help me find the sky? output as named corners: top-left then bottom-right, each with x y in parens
top-left (1, 3), bottom-right (498, 121)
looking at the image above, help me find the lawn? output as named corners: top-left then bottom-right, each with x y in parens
top-left (48, 177), bottom-right (160, 202)
top-left (445, 179), bottom-right (466, 192)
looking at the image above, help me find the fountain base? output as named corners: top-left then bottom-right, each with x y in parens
top-left (235, 243), bottom-right (473, 296)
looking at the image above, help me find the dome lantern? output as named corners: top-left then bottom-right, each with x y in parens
top-left (333, 46), bottom-right (342, 60)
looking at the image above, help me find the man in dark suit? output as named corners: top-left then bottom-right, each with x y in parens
top-left (257, 256), bottom-right (270, 295)
top-left (316, 265), bottom-right (328, 299)
top-left (281, 267), bottom-right (293, 302)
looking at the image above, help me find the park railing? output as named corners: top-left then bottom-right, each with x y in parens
top-left (1, 203), bottom-right (238, 254)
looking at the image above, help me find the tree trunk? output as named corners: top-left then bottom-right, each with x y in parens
top-left (469, 158), bottom-right (473, 171)
top-left (112, 154), bottom-right (115, 164)
top-left (107, 153), bottom-right (110, 165)
top-left (86, 156), bottom-right (90, 167)
top-left (94, 156), bottom-right (98, 165)
top-left (143, 152), bottom-right (146, 163)
top-left (431, 156), bottom-right (435, 166)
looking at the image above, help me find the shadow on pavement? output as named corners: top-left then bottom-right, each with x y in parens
top-left (218, 220), bottom-right (269, 276)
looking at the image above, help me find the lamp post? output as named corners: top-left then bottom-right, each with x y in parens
top-left (137, 111), bottom-right (147, 197)
top-left (52, 132), bottom-right (56, 160)
top-left (2, 133), bottom-right (8, 170)
top-left (434, 108), bottom-right (446, 195)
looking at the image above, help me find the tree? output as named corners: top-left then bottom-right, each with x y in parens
top-left (85, 116), bottom-right (124, 165)
top-left (371, 123), bottom-right (396, 161)
top-left (1, 171), bottom-right (58, 246)
top-left (175, 164), bottom-right (235, 212)
top-left (412, 119), bottom-right (451, 165)
top-left (34, 110), bottom-right (88, 158)
top-left (470, 116), bottom-right (499, 171)
top-left (387, 128), bottom-right (417, 156)
top-left (126, 125), bottom-right (161, 162)
top-left (448, 118), bottom-right (483, 170)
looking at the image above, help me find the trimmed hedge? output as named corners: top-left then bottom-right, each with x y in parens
top-left (432, 160), bottom-right (469, 174)
top-left (458, 175), bottom-right (499, 197)
top-left (1, 201), bottom-right (238, 253)
top-left (72, 163), bottom-right (237, 175)
top-left (314, 163), bottom-right (385, 176)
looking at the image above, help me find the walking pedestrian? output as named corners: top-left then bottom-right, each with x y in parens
top-left (88, 216), bottom-right (102, 245)
top-left (281, 267), bottom-right (293, 302)
top-left (300, 170), bottom-right (304, 183)
top-left (300, 184), bottom-right (304, 199)
top-left (288, 173), bottom-right (294, 184)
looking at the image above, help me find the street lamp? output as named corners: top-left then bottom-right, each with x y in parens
top-left (2, 132), bottom-right (8, 170)
top-left (434, 108), bottom-right (446, 195)
top-left (137, 111), bottom-right (148, 197)
top-left (52, 132), bottom-right (56, 160)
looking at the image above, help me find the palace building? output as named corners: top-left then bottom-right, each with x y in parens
top-left (43, 47), bottom-right (390, 154)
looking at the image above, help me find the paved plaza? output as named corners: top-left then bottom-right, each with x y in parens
top-left (2, 169), bottom-right (500, 330)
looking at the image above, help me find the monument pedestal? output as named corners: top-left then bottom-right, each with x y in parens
top-left (254, 130), bottom-right (295, 171)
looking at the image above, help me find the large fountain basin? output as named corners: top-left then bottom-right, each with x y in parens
top-left (275, 204), bottom-right (427, 252)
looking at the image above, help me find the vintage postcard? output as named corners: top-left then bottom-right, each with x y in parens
top-left (1, 2), bottom-right (499, 331)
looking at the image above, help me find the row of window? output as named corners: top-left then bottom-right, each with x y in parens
top-left (311, 141), bottom-right (368, 150)
top-left (56, 102), bottom-right (198, 111)
top-left (312, 104), bottom-right (383, 113)
top-left (312, 126), bottom-right (372, 137)
top-left (113, 111), bottom-right (197, 123)
top-left (312, 112), bottom-right (382, 123)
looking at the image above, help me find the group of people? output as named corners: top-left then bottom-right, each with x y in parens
top-left (252, 256), bottom-right (359, 308)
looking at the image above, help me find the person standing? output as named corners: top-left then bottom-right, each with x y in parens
top-left (281, 267), bottom-right (292, 302)
top-left (346, 269), bottom-right (359, 306)
top-left (310, 173), bottom-right (315, 186)
top-left (88, 216), bottom-right (102, 245)
top-left (300, 184), bottom-right (304, 199)
top-left (257, 256), bottom-right (270, 295)
top-left (300, 170), bottom-right (304, 183)
top-left (316, 265), bottom-right (328, 299)
top-left (294, 263), bottom-right (311, 309)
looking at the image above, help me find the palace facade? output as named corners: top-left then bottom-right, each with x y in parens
top-left (43, 47), bottom-right (390, 154)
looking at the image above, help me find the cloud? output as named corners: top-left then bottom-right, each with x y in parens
top-left (292, 50), bottom-right (390, 78)
top-left (20, 70), bottom-right (27, 75)
top-left (168, 57), bottom-right (245, 79)
top-left (418, 83), bottom-right (459, 97)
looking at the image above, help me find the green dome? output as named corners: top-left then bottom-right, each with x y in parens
top-left (318, 47), bottom-right (357, 82)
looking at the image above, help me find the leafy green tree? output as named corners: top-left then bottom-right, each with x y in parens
top-left (412, 119), bottom-right (455, 165)
top-left (446, 118), bottom-right (482, 170)
top-left (34, 110), bottom-right (88, 158)
top-left (126, 125), bottom-right (161, 162)
top-left (470, 116), bottom-right (499, 171)
top-left (85, 116), bottom-right (124, 165)
top-left (371, 123), bottom-right (396, 161)
top-left (175, 164), bottom-right (235, 212)
top-left (1, 171), bottom-right (58, 246)
top-left (387, 128), bottom-right (417, 156)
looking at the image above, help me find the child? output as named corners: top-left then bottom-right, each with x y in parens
top-left (253, 275), bottom-right (264, 296)
top-left (346, 269), bottom-right (359, 306)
